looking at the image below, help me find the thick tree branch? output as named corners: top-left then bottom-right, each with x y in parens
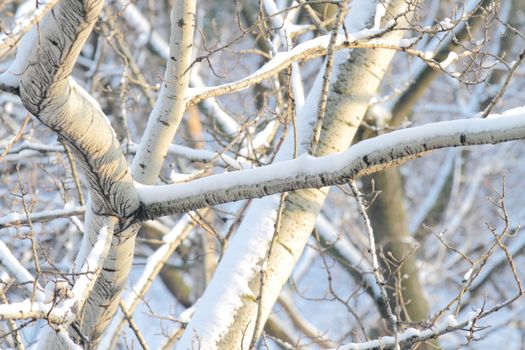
top-left (19, 0), bottom-right (140, 221)
top-left (15, 1), bottom-right (140, 347)
top-left (137, 112), bottom-right (525, 220)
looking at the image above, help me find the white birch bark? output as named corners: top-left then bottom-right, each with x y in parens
top-left (131, 0), bottom-right (196, 184)
top-left (77, 0), bottom-right (195, 347)
top-left (16, 0), bottom-right (141, 347)
top-left (138, 113), bottom-right (525, 217)
top-left (176, 1), bottom-right (420, 348)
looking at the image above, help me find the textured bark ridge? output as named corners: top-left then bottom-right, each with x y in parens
top-left (18, 1), bottom-right (141, 347)
top-left (20, 0), bottom-right (140, 221)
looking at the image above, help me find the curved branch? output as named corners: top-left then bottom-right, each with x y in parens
top-left (137, 111), bottom-right (525, 220)
top-left (19, 0), bottom-right (139, 220)
top-left (16, 1), bottom-right (140, 347)
top-left (185, 29), bottom-right (409, 106)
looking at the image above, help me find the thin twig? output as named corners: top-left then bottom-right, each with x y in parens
top-left (119, 301), bottom-right (150, 350)
top-left (349, 181), bottom-right (400, 350)
top-left (481, 48), bottom-right (525, 118)
top-left (0, 114), bottom-right (31, 162)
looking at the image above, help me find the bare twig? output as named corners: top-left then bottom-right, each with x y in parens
top-left (349, 181), bottom-right (399, 349)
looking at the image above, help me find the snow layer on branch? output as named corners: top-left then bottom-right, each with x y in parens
top-left (0, 24), bottom-right (37, 88)
top-left (335, 310), bottom-right (480, 350)
top-left (186, 26), bottom-right (387, 102)
top-left (136, 111), bottom-right (525, 210)
top-left (174, 46), bottom-right (327, 349)
top-left (176, 196), bottom-right (279, 349)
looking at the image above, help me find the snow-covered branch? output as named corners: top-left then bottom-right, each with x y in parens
top-left (334, 310), bottom-right (481, 350)
top-left (0, 0), bottom-right (60, 60)
top-left (0, 206), bottom-right (86, 229)
top-left (0, 241), bottom-right (44, 301)
top-left (0, 223), bottom-right (112, 328)
top-left (137, 111), bottom-right (525, 220)
top-left (186, 29), bottom-right (415, 106)
top-left (34, 221), bottom-right (114, 348)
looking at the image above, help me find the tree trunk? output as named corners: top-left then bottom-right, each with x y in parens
top-left (177, 1), bottom-right (419, 348)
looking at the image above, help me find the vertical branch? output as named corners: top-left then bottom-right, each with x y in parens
top-left (177, 1), bottom-right (419, 348)
top-left (249, 193), bottom-right (288, 349)
top-left (132, 0), bottom-right (197, 184)
top-left (98, 214), bottom-right (197, 349)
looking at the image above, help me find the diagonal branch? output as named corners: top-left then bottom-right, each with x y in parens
top-left (185, 28), bottom-right (405, 106)
top-left (0, 0), bottom-right (60, 59)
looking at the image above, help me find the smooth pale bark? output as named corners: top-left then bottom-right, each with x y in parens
top-left (176, 1), bottom-right (419, 348)
top-left (131, 0), bottom-right (196, 184)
